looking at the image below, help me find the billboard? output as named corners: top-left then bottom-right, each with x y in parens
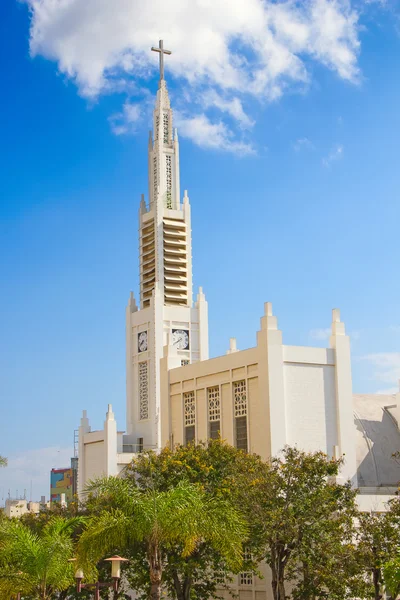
top-left (50, 468), bottom-right (74, 504)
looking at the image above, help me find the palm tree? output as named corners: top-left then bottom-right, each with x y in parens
top-left (79, 478), bottom-right (247, 600)
top-left (0, 456), bottom-right (7, 467)
top-left (0, 516), bottom-right (82, 599)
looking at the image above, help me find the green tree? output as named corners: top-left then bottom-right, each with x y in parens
top-left (121, 441), bottom-right (265, 600)
top-left (244, 446), bottom-right (359, 600)
top-left (0, 516), bottom-right (82, 600)
top-left (357, 502), bottom-right (400, 600)
top-left (0, 457), bottom-right (6, 468)
top-left (383, 550), bottom-right (400, 600)
top-left (79, 477), bottom-right (247, 600)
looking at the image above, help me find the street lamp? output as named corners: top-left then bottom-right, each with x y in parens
top-left (72, 556), bottom-right (129, 599)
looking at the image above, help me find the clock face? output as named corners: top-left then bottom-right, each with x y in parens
top-left (172, 329), bottom-right (189, 350)
top-left (138, 331), bottom-right (148, 353)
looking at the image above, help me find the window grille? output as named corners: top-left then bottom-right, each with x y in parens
top-left (139, 362), bottom-right (149, 420)
top-left (240, 547), bottom-right (253, 586)
top-left (155, 115), bottom-right (160, 140)
top-left (239, 572), bottom-right (253, 586)
top-left (166, 155), bottom-right (172, 208)
top-left (233, 380), bottom-right (247, 417)
top-left (153, 156), bottom-right (158, 202)
top-left (184, 391), bottom-right (195, 426)
top-left (208, 386), bottom-right (220, 421)
top-left (181, 359), bottom-right (190, 366)
top-left (234, 381), bottom-right (248, 451)
top-left (163, 113), bottom-right (169, 144)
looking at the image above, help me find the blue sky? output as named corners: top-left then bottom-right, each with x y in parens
top-left (1, 0), bottom-right (400, 500)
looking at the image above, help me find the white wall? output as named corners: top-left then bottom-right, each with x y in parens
top-left (284, 363), bottom-right (337, 456)
top-left (84, 441), bottom-right (105, 483)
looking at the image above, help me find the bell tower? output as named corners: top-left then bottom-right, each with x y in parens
top-left (125, 41), bottom-right (209, 450)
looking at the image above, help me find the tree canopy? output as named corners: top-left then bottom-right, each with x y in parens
top-left (1, 441), bottom-right (399, 600)
top-left (0, 516), bottom-right (82, 600)
top-left (80, 475), bottom-right (247, 600)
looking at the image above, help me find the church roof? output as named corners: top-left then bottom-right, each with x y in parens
top-left (354, 394), bottom-right (400, 488)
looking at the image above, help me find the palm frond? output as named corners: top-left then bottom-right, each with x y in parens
top-left (0, 516), bottom-right (78, 597)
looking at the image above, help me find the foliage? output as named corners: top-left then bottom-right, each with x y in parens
top-left (121, 440), bottom-right (265, 600)
top-left (79, 475), bottom-right (247, 600)
top-left (20, 499), bottom-right (84, 537)
top-left (357, 499), bottom-right (400, 600)
top-left (242, 446), bottom-right (360, 600)
top-left (0, 516), bottom-right (83, 600)
top-left (383, 550), bottom-right (400, 600)
top-left (0, 456), bottom-right (7, 468)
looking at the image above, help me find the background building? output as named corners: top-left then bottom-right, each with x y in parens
top-left (4, 496), bottom-right (49, 518)
top-left (50, 457), bottom-right (77, 505)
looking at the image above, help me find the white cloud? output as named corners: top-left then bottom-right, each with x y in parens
top-left (322, 143), bottom-right (344, 166)
top-left (361, 353), bottom-right (400, 385)
top-left (25, 0), bottom-right (363, 151)
top-left (293, 137), bottom-right (314, 151)
top-left (202, 91), bottom-right (255, 129)
top-left (175, 113), bottom-right (255, 155)
top-left (109, 100), bottom-right (142, 135)
top-left (309, 327), bottom-right (331, 340)
top-left (0, 446), bottom-right (73, 503)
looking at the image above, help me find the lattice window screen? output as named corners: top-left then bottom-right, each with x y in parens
top-left (153, 156), bottom-right (158, 202)
top-left (155, 115), bottom-right (160, 140)
top-left (239, 572), bottom-right (253, 586)
top-left (239, 547), bottom-right (253, 586)
top-left (184, 391), bottom-right (195, 426)
top-left (208, 387), bottom-right (220, 422)
top-left (166, 155), bottom-right (172, 208)
top-left (233, 380), bottom-right (247, 417)
top-left (139, 362), bottom-right (149, 420)
top-left (163, 113), bottom-right (169, 144)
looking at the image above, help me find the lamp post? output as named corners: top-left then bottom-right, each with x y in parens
top-left (73, 556), bottom-right (128, 599)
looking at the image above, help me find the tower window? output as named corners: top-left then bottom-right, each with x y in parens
top-left (208, 386), bottom-right (220, 440)
top-left (181, 359), bottom-right (190, 366)
top-left (163, 112), bottom-right (169, 144)
top-left (166, 155), bottom-right (172, 208)
top-left (233, 380), bottom-right (248, 451)
top-left (184, 391), bottom-right (195, 445)
top-left (139, 362), bottom-right (149, 421)
top-left (153, 155), bottom-right (158, 203)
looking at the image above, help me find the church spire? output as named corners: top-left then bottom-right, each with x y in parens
top-left (138, 40), bottom-right (191, 310)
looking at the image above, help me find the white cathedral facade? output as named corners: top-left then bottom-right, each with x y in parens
top-left (77, 46), bottom-right (400, 525)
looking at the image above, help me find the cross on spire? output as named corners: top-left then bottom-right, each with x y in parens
top-left (151, 39), bottom-right (172, 82)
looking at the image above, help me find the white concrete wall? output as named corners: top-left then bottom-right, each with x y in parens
top-left (284, 363), bottom-right (337, 455)
top-left (84, 440), bottom-right (105, 483)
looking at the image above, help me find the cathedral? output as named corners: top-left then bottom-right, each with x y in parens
top-left (77, 41), bottom-right (400, 534)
